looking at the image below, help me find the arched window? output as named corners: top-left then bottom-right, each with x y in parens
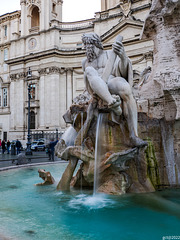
top-left (30, 111), bottom-right (35, 129)
top-left (31, 6), bottom-right (40, 28)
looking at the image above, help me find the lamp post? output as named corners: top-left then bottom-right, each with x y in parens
top-left (26, 67), bottom-right (33, 156)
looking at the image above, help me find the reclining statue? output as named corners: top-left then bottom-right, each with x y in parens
top-left (79, 32), bottom-right (146, 147)
top-left (55, 32), bottom-right (151, 194)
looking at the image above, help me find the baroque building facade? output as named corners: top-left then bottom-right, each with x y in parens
top-left (0, 0), bottom-right (153, 144)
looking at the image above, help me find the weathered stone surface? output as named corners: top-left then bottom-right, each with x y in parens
top-left (57, 159), bottom-right (78, 191)
top-left (56, 105), bottom-right (155, 194)
top-left (136, 0), bottom-right (180, 187)
top-left (105, 148), bottom-right (138, 171)
top-left (16, 153), bottom-right (28, 165)
top-left (139, 0), bottom-right (180, 120)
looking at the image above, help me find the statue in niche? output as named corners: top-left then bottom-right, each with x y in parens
top-left (78, 32), bottom-right (147, 147)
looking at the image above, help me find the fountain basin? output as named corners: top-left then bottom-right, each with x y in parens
top-left (0, 163), bottom-right (180, 240)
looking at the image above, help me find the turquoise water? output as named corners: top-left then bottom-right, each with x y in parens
top-left (0, 163), bottom-right (180, 240)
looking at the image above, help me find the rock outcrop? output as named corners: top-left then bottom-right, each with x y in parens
top-left (137, 0), bottom-right (180, 187)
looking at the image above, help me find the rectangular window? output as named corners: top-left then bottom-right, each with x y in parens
top-left (3, 88), bottom-right (7, 107)
top-left (4, 25), bottom-right (7, 37)
top-left (30, 111), bottom-right (35, 129)
top-left (4, 48), bottom-right (8, 61)
top-left (3, 132), bottom-right (7, 142)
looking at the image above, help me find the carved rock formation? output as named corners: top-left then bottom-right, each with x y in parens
top-left (137, 0), bottom-right (180, 187)
top-left (55, 91), bottom-right (155, 195)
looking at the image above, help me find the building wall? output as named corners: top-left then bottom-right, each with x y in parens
top-left (0, 0), bottom-right (153, 143)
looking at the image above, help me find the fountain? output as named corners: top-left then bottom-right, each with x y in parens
top-left (0, 1), bottom-right (180, 238)
top-left (56, 0), bottom-right (180, 194)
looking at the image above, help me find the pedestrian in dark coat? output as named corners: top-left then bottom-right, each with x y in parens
top-left (0, 139), bottom-right (1, 153)
top-left (7, 140), bottom-right (11, 154)
top-left (2, 140), bottom-right (6, 154)
top-left (16, 139), bottom-right (22, 155)
top-left (48, 138), bottom-right (58, 161)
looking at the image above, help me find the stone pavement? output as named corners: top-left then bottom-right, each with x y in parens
top-left (0, 150), bottom-right (64, 171)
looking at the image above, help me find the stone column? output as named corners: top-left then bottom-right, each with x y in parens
top-left (57, 0), bottom-right (63, 22)
top-left (20, 0), bottom-right (26, 36)
top-left (1, 26), bottom-right (4, 45)
top-left (9, 80), bottom-right (16, 131)
top-left (40, 0), bottom-right (45, 30)
top-left (12, 18), bottom-right (20, 40)
top-left (43, 0), bottom-right (50, 30)
top-left (66, 68), bottom-right (73, 109)
top-left (39, 75), bottom-right (46, 129)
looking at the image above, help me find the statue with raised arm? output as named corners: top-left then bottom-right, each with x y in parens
top-left (81, 32), bottom-right (146, 147)
top-left (55, 32), bottom-right (151, 194)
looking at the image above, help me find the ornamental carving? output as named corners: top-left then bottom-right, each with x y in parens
top-left (26, 0), bottom-right (41, 8)
top-left (10, 71), bottom-right (39, 81)
top-left (38, 67), bottom-right (84, 76)
top-left (38, 67), bottom-right (66, 75)
top-left (27, 0), bottom-right (41, 4)
top-left (10, 72), bottom-right (26, 81)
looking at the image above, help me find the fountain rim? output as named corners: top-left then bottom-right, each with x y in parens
top-left (0, 160), bottom-right (67, 172)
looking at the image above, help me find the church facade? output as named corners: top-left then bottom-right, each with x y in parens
top-left (0, 0), bottom-right (153, 144)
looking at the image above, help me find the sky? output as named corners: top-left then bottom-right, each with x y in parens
top-left (0, 0), bottom-right (101, 22)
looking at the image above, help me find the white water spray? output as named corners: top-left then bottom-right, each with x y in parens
top-left (93, 113), bottom-right (104, 195)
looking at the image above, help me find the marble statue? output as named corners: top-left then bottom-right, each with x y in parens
top-left (81, 32), bottom-right (146, 147)
top-left (55, 33), bottom-right (153, 194)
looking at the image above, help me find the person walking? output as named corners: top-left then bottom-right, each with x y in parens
top-left (48, 138), bottom-right (58, 161)
top-left (0, 139), bottom-right (1, 153)
top-left (7, 140), bottom-right (11, 154)
top-left (2, 140), bottom-right (6, 154)
top-left (16, 139), bottom-right (22, 155)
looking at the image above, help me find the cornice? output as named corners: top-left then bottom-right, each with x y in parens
top-left (101, 18), bottom-right (143, 42)
top-left (6, 48), bottom-right (85, 65)
top-left (131, 3), bottom-right (151, 13)
top-left (0, 11), bottom-right (21, 24)
top-left (0, 42), bottom-right (11, 49)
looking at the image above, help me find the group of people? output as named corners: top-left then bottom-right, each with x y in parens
top-left (0, 139), bottom-right (11, 154)
top-left (0, 137), bottom-right (58, 160)
top-left (0, 139), bottom-right (22, 155)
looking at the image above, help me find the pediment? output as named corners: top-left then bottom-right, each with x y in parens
top-left (101, 18), bottom-right (144, 45)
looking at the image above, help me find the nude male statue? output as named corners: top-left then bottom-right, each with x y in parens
top-left (82, 32), bottom-right (146, 147)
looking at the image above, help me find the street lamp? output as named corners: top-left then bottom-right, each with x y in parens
top-left (26, 67), bottom-right (33, 156)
